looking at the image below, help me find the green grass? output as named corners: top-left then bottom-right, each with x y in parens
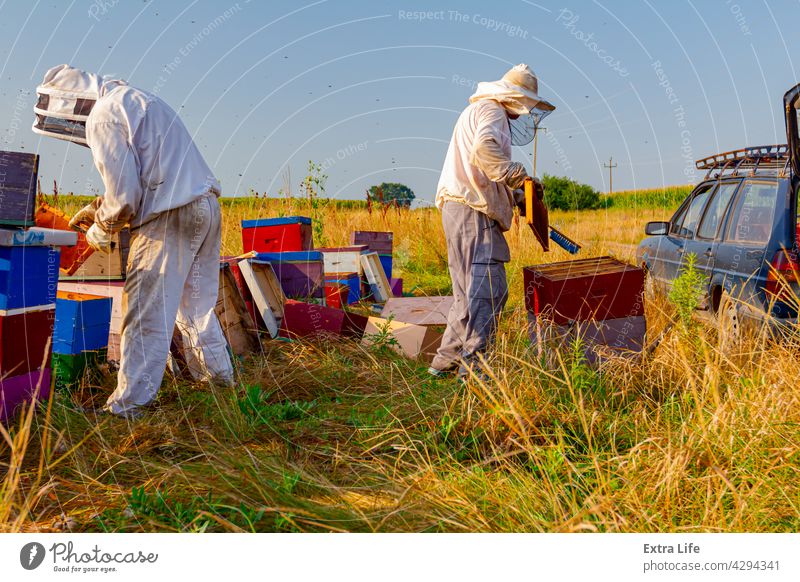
top-left (4, 188), bottom-right (797, 533)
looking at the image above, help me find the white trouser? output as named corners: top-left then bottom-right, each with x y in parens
top-left (105, 195), bottom-right (233, 414)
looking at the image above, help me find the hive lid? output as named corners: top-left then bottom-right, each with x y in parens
top-left (0, 227), bottom-right (78, 247)
top-left (241, 216), bottom-right (311, 228)
top-left (524, 256), bottom-right (638, 281)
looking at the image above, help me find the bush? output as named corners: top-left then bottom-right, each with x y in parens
top-left (541, 174), bottom-right (603, 211)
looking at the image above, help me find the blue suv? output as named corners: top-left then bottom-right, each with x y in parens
top-left (636, 84), bottom-right (800, 336)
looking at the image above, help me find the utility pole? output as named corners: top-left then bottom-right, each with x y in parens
top-left (532, 127), bottom-right (547, 177)
top-left (603, 156), bottom-right (617, 195)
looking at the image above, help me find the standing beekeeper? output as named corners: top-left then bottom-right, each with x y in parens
top-left (430, 64), bottom-right (555, 379)
top-left (32, 64), bottom-right (233, 419)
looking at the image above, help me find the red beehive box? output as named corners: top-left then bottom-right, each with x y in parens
top-left (324, 283), bottom-right (349, 309)
top-left (0, 306), bottom-right (56, 377)
top-left (241, 217), bottom-right (312, 254)
top-left (279, 300), bottom-right (368, 339)
top-left (523, 256), bottom-right (644, 325)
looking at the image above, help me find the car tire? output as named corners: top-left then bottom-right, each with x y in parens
top-left (717, 291), bottom-right (741, 352)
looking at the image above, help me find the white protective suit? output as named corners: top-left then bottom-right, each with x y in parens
top-left (34, 64), bottom-right (233, 415)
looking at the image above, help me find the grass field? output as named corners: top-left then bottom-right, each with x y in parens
top-left (2, 188), bottom-right (799, 533)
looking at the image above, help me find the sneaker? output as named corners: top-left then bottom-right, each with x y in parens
top-left (427, 365), bottom-right (457, 378)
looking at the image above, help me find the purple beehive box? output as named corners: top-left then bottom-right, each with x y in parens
top-left (0, 368), bottom-right (51, 423)
top-left (350, 231), bottom-right (393, 255)
top-left (256, 251), bottom-right (324, 299)
top-left (390, 277), bottom-right (403, 296)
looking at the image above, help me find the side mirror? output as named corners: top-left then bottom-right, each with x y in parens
top-left (645, 221), bottom-right (669, 236)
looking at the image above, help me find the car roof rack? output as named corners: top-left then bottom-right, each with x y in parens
top-left (695, 144), bottom-right (790, 179)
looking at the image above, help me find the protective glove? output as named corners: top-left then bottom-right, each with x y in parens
top-left (532, 176), bottom-right (545, 200)
top-left (513, 188), bottom-right (526, 216)
top-left (85, 223), bottom-right (114, 253)
top-left (68, 196), bottom-right (103, 232)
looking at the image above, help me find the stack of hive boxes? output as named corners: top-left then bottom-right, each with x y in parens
top-left (0, 150), bottom-right (75, 421)
top-left (319, 245), bottom-right (368, 306)
top-left (523, 256), bottom-right (646, 365)
top-left (0, 241), bottom-right (61, 420)
top-left (241, 216), bottom-right (324, 300)
top-left (51, 291), bottom-right (113, 391)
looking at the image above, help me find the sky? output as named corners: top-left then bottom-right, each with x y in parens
top-left (1, 0), bottom-right (799, 207)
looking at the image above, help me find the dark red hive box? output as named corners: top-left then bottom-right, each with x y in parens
top-left (0, 307), bottom-right (56, 377)
top-left (279, 300), bottom-right (368, 339)
top-left (523, 256), bottom-right (644, 325)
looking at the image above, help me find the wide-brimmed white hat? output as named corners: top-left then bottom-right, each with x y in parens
top-left (470, 64), bottom-right (555, 116)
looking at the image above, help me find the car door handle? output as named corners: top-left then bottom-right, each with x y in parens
top-left (703, 249), bottom-right (713, 257)
top-left (745, 250), bottom-right (762, 259)
top-left (677, 248), bottom-right (685, 255)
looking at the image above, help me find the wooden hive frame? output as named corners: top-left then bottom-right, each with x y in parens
top-left (215, 263), bottom-right (261, 356)
top-left (360, 252), bottom-right (394, 303)
top-left (237, 259), bottom-right (286, 339)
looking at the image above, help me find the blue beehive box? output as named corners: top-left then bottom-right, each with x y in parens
top-left (0, 245), bottom-right (60, 310)
top-left (53, 291), bottom-right (112, 354)
top-left (379, 254), bottom-right (392, 280)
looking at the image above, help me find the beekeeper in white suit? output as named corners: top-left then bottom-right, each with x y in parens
top-left (430, 64), bottom-right (555, 380)
top-left (33, 64), bottom-right (233, 418)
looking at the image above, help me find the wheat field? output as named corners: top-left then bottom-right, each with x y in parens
top-left (1, 188), bottom-right (798, 533)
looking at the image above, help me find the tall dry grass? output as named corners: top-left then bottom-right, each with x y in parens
top-left (2, 190), bottom-right (797, 532)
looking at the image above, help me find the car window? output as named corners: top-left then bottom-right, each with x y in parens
top-left (671, 186), bottom-right (712, 238)
top-left (697, 182), bottom-right (739, 239)
top-left (726, 181), bottom-right (779, 244)
top-left (669, 203), bottom-right (689, 235)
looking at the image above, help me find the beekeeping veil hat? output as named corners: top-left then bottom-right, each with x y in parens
top-left (470, 64), bottom-right (554, 115)
top-left (470, 64), bottom-right (555, 145)
top-left (32, 64), bottom-right (116, 146)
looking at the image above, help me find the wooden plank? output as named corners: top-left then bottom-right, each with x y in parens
top-left (362, 316), bottom-right (442, 363)
top-left (381, 296), bottom-right (453, 326)
top-left (215, 263), bottom-right (260, 356)
top-left (238, 259), bottom-right (285, 339)
top-left (360, 252), bottom-right (394, 303)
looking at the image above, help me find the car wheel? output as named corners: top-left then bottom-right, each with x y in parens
top-left (717, 291), bottom-right (741, 352)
